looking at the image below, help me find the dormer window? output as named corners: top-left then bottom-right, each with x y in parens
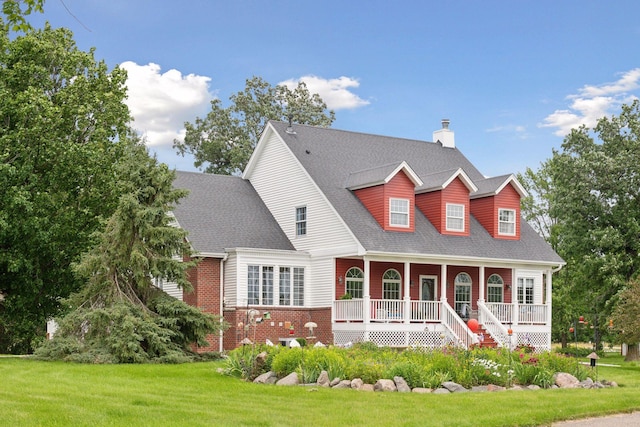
top-left (498, 208), bottom-right (516, 236)
top-left (389, 198), bottom-right (409, 227)
top-left (446, 203), bottom-right (465, 232)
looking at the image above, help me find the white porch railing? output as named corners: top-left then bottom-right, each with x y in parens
top-left (410, 301), bottom-right (441, 322)
top-left (371, 299), bottom-right (404, 321)
top-left (441, 302), bottom-right (475, 348)
top-left (485, 303), bottom-right (548, 325)
top-left (333, 299), bottom-right (364, 321)
top-left (477, 301), bottom-right (510, 348)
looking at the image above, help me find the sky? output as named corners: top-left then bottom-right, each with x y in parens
top-left (28, 0), bottom-right (640, 177)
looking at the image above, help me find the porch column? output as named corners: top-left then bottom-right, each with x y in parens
top-left (440, 264), bottom-right (447, 302)
top-left (478, 265), bottom-right (485, 303)
top-left (512, 269), bottom-right (519, 325)
top-left (363, 257), bottom-right (371, 325)
top-left (545, 270), bottom-right (552, 326)
top-left (403, 261), bottom-right (411, 324)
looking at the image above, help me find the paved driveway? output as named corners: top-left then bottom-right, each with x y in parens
top-left (552, 412), bottom-right (640, 426)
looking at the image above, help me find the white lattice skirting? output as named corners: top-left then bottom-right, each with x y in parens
top-left (334, 331), bottom-right (449, 348)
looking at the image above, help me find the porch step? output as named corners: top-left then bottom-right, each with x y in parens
top-left (474, 327), bottom-right (497, 348)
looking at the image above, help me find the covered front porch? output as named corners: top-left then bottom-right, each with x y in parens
top-left (331, 257), bottom-right (553, 351)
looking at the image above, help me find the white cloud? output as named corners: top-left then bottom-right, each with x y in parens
top-left (279, 75), bottom-right (369, 110)
top-left (485, 124), bottom-right (529, 139)
top-left (121, 61), bottom-right (212, 147)
top-left (540, 68), bottom-right (640, 136)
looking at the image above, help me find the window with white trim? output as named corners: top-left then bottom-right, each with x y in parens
top-left (279, 267), bottom-right (291, 305)
top-left (498, 208), bottom-right (516, 236)
top-left (487, 274), bottom-right (504, 303)
top-left (345, 267), bottom-right (364, 299)
top-left (389, 198), bottom-right (409, 227)
top-left (446, 203), bottom-right (465, 231)
top-left (382, 269), bottom-right (401, 299)
top-left (248, 265), bottom-right (304, 306)
top-left (296, 206), bottom-right (307, 236)
top-left (517, 277), bottom-right (534, 304)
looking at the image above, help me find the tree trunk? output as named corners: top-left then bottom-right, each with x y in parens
top-left (560, 332), bottom-right (567, 348)
top-left (624, 343), bottom-right (640, 361)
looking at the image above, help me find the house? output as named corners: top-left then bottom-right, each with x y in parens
top-left (170, 120), bottom-right (564, 353)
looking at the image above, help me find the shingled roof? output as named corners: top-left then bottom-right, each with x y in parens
top-left (268, 121), bottom-right (563, 265)
top-left (172, 171), bottom-right (294, 255)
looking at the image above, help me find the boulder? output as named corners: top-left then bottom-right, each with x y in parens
top-left (442, 381), bottom-right (468, 393)
top-left (351, 378), bottom-right (364, 390)
top-left (332, 380), bottom-right (352, 389)
top-left (316, 370), bottom-right (330, 387)
top-left (394, 376), bottom-right (411, 393)
top-left (554, 372), bottom-right (579, 388)
top-left (253, 371), bottom-right (277, 384)
top-left (276, 372), bottom-right (299, 386)
top-left (412, 387), bottom-right (432, 394)
top-left (329, 377), bottom-right (342, 387)
top-left (374, 379), bottom-right (397, 392)
top-left (360, 384), bottom-right (375, 392)
top-left (432, 388), bottom-right (451, 394)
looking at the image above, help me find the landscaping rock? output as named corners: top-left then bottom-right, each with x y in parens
top-left (442, 381), bottom-right (468, 393)
top-left (253, 371), bottom-right (277, 384)
top-left (317, 370), bottom-right (330, 387)
top-left (412, 387), bottom-right (432, 394)
top-left (360, 384), bottom-right (375, 392)
top-left (333, 380), bottom-right (352, 389)
top-left (432, 388), bottom-right (450, 394)
top-left (580, 378), bottom-right (594, 388)
top-left (276, 372), bottom-right (299, 386)
top-left (394, 376), bottom-right (411, 393)
top-left (351, 378), bottom-right (364, 390)
top-left (374, 379), bottom-right (397, 392)
top-left (471, 386), bottom-right (488, 392)
top-left (527, 385), bottom-right (541, 390)
top-left (554, 372), bottom-right (579, 388)
top-left (329, 377), bottom-right (341, 387)
top-left (486, 384), bottom-right (506, 392)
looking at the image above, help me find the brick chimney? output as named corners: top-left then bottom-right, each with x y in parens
top-left (432, 119), bottom-right (455, 148)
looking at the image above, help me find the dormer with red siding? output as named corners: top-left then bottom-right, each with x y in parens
top-left (347, 162), bottom-right (423, 232)
top-left (470, 175), bottom-right (527, 240)
top-left (415, 169), bottom-right (478, 236)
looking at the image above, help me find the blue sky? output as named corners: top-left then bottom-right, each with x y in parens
top-left (29, 0), bottom-right (640, 177)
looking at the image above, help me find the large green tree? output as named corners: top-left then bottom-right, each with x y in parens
top-left (36, 143), bottom-right (222, 363)
top-left (174, 76), bottom-right (335, 175)
top-left (0, 23), bottom-right (131, 353)
top-left (522, 100), bottom-right (640, 349)
top-left (611, 278), bottom-right (640, 361)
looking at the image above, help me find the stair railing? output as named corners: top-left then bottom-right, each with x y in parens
top-left (477, 301), bottom-right (510, 348)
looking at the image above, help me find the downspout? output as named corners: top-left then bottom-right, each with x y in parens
top-left (219, 253), bottom-right (228, 353)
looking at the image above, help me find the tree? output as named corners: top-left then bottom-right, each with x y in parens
top-left (174, 76), bottom-right (335, 175)
top-left (611, 278), bottom-right (640, 361)
top-left (0, 23), bottom-right (131, 353)
top-left (35, 143), bottom-right (224, 363)
top-left (1, 0), bottom-right (44, 32)
top-left (522, 100), bottom-right (640, 349)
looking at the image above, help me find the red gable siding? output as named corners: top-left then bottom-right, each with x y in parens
top-left (495, 184), bottom-right (521, 240)
top-left (471, 196), bottom-right (495, 235)
top-left (416, 177), bottom-right (470, 235)
top-left (353, 171), bottom-right (415, 232)
top-left (471, 183), bottom-right (521, 240)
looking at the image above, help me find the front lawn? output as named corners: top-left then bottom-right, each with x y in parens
top-left (1, 354), bottom-right (639, 426)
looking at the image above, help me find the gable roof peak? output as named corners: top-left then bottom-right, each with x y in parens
top-left (346, 160), bottom-right (423, 190)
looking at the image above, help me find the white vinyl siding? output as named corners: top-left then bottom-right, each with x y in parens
top-left (498, 208), bottom-right (516, 236)
top-left (389, 198), bottom-right (409, 227)
top-left (153, 277), bottom-right (183, 301)
top-left (446, 203), bottom-right (465, 232)
top-left (247, 131), bottom-right (360, 253)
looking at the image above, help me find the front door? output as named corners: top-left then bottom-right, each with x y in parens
top-left (420, 275), bottom-right (437, 301)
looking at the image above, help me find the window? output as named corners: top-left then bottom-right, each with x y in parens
top-left (498, 209), bottom-right (516, 236)
top-left (389, 198), bottom-right (409, 227)
top-left (247, 265), bottom-right (260, 304)
top-left (293, 267), bottom-right (304, 306)
top-left (278, 266), bottom-right (305, 306)
top-left (279, 267), bottom-right (291, 305)
top-left (517, 277), bottom-right (534, 304)
top-left (487, 274), bottom-right (504, 303)
top-left (261, 266), bottom-right (273, 305)
top-left (296, 206), bottom-right (307, 236)
top-left (446, 203), bottom-right (465, 231)
top-left (345, 267), bottom-right (364, 299)
top-left (454, 272), bottom-right (472, 316)
top-left (382, 269), bottom-right (401, 299)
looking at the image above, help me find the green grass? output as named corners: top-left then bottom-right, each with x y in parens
top-left (1, 355), bottom-right (639, 427)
